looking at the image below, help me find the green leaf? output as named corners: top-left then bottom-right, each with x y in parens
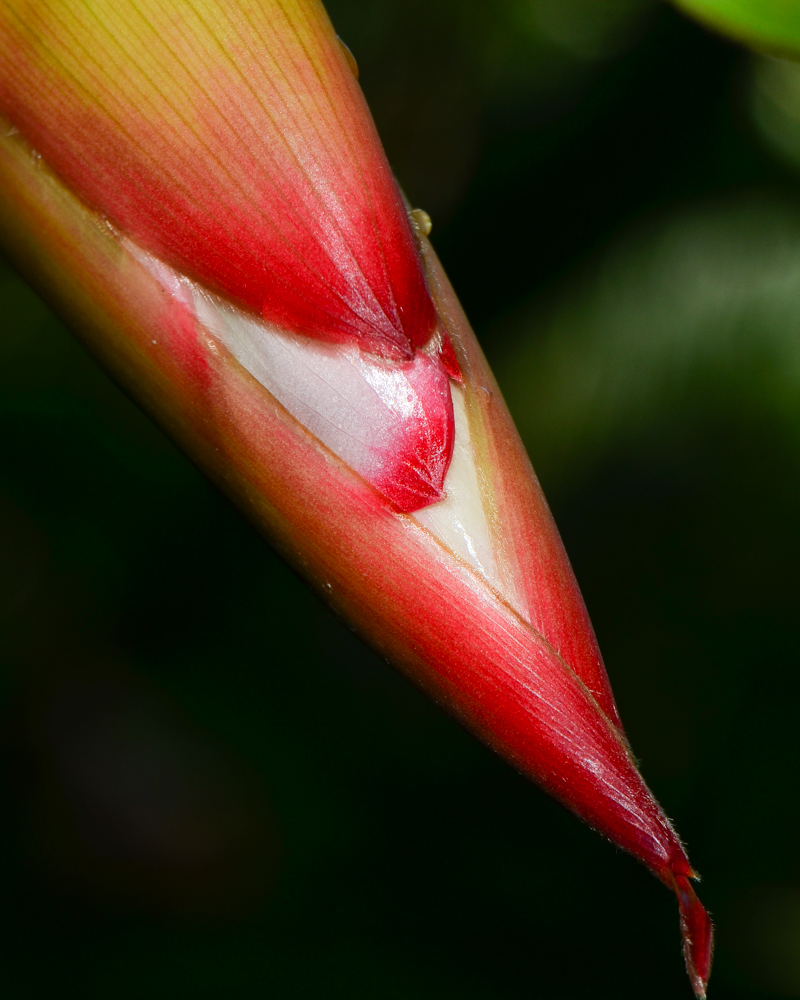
top-left (673, 0), bottom-right (800, 55)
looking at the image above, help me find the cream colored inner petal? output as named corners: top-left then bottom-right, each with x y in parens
top-left (412, 386), bottom-right (497, 584)
top-left (128, 240), bottom-right (506, 596)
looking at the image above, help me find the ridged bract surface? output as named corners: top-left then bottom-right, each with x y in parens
top-left (0, 0), bottom-right (437, 359)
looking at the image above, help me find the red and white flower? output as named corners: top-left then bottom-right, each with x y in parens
top-left (0, 1), bottom-right (712, 994)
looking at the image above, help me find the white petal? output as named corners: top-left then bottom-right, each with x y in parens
top-left (413, 386), bottom-right (497, 584)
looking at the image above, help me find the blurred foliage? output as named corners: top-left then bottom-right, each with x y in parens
top-left (750, 53), bottom-right (800, 171)
top-left (674, 0), bottom-right (800, 55)
top-left (496, 194), bottom-right (800, 483)
top-left (329, 0), bottom-right (656, 222)
top-left (2, 0), bottom-right (800, 998)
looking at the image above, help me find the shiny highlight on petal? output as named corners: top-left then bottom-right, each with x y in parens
top-left (0, 0), bottom-right (714, 989)
top-left (131, 242), bottom-right (454, 513)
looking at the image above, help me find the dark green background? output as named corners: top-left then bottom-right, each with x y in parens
top-left (0, 1), bottom-right (797, 996)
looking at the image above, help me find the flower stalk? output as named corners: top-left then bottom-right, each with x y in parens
top-left (0, 1), bottom-right (712, 993)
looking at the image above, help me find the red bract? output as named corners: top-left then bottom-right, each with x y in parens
top-left (0, 0), bottom-right (712, 994)
top-left (126, 244), bottom-right (455, 511)
top-left (0, 0), bottom-right (436, 361)
top-left (0, 0), bottom-right (454, 513)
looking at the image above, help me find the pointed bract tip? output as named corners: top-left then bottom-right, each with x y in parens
top-left (673, 873), bottom-right (713, 999)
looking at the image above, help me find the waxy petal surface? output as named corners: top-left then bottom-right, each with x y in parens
top-left (0, 106), bottom-right (712, 1000)
top-left (0, 0), bottom-right (436, 359)
top-left (188, 274), bottom-right (455, 512)
top-left (0, 0), bottom-right (713, 992)
top-left (419, 241), bottom-right (624, 731)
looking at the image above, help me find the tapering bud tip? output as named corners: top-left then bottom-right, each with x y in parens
top-left (673, 873), bottom-right (713, 999)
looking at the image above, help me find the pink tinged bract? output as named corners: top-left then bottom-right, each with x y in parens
top-left (0, 0), bottom-right (437, 360)
top-left (0, 0), bottom-right (457, 513)
top-left (195, 300), bottom-right (456, 512)
top-left (129, 245), bottom-right (455, 512)
top-left (0, 0), bottom-right (713, 995)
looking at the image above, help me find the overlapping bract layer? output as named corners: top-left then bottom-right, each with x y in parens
top-left (0, 0), bottom-right (436, 360)
top-left (197, 300), bottom-right (456, 511)
top-left (0, 1), bottom-right (712, 995)
top-left (0, 0), bottom-right (457, 510)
